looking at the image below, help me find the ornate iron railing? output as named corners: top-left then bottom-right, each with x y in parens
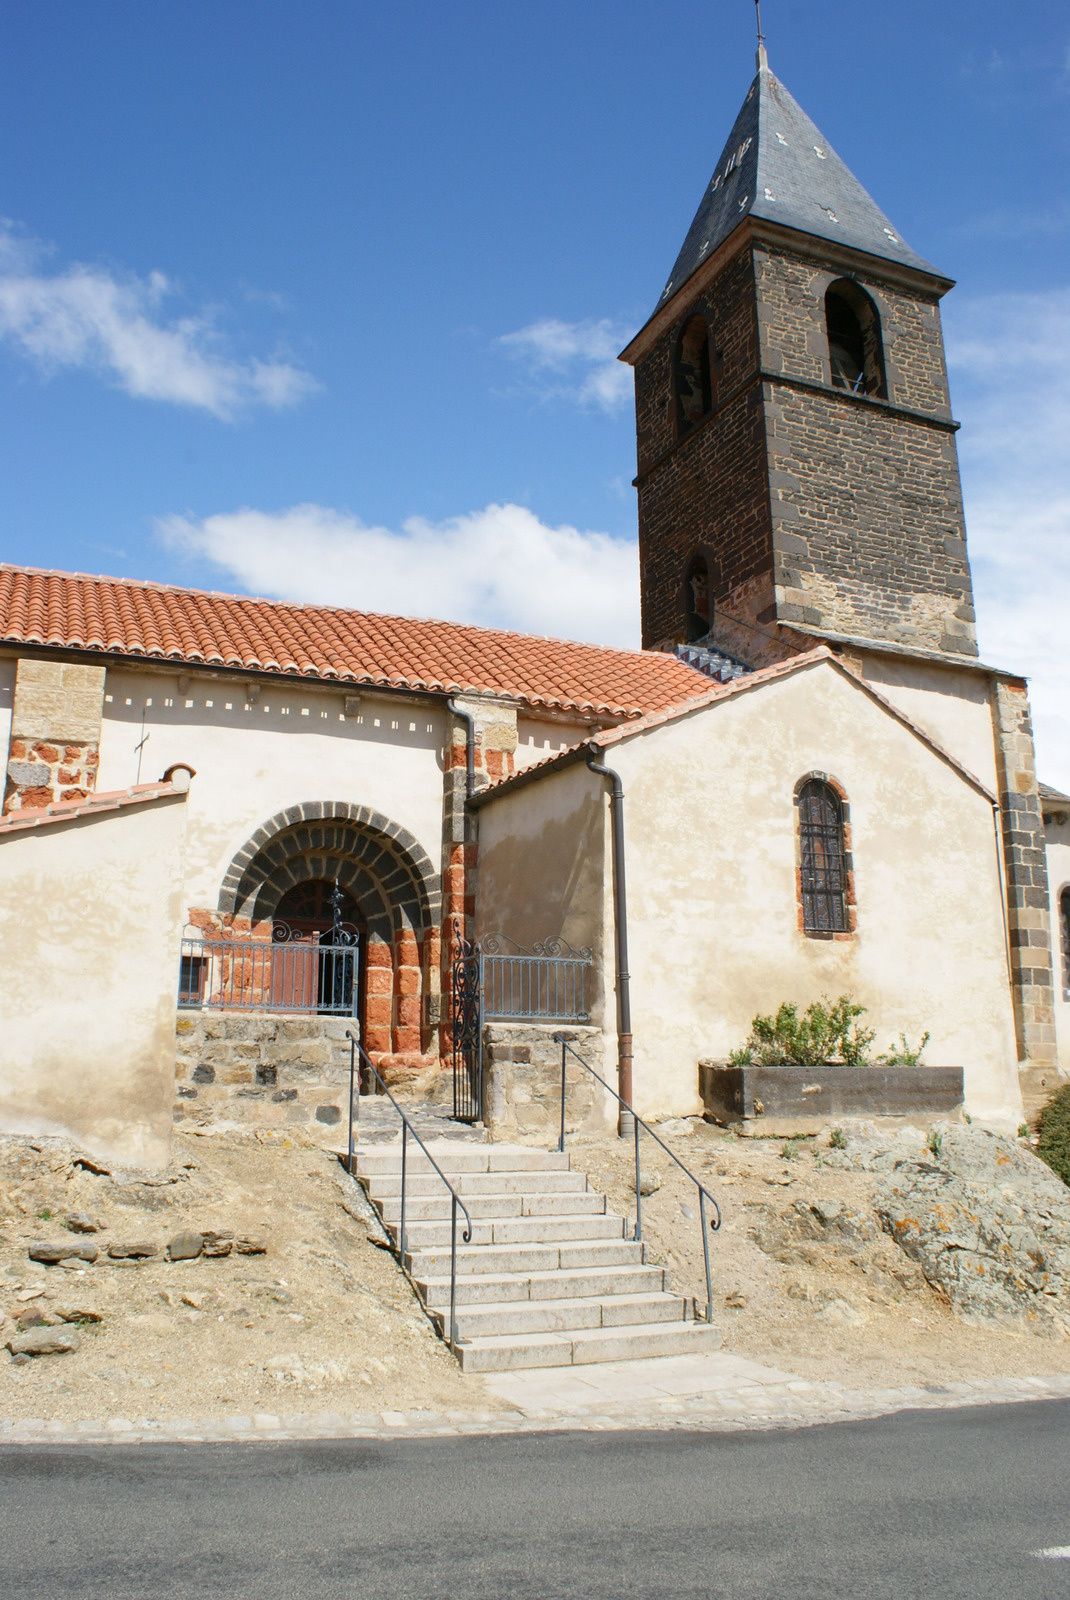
top-left (480, 933), bottom-right (592, 1023)
top-left (552, 1033), bottom-right (722, 1323)
top-left (178, 920), bottom-right (360, 1015)
top-left (346, 1031), bottom-right (473, 1350)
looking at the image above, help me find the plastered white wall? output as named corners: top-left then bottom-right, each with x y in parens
top-left (1045, 813), bottom-right (1070, 1073)
top-left (514, 715), bottom-right (586, 770)
top-left (857, 656), bottom-right (998, 792)
top-left (96, 669), bottom-right (446, 916)
top-left (0, 794), bottom-right (188, 1168)
top-left (482, 659), bottom-right (1022, 1130)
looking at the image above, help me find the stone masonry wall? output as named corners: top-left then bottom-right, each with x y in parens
top-left (765, 384), bottom-right (975, 654)
top-left (635, 245), bottom-right (774, 653)
top-left (173, 1012), bottom-right (357, 1144)
top-left (633, 238), bottom-right (978, 661)
top-left (482, 1023), bottom-right (612, 1144)
top-left (3, 658), bottom-right (106, 812)
top-left (990, 679), bottom-right (1058, 1110)
top-left (441, 698), bottom-right (518, 1042)
top-left (756, 243), bottom-right (976, 657)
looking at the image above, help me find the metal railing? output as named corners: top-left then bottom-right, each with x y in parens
top-left (346, 1030), bottom-right (473, 1350)
top-left (178, 923), bottom-right (359, 1015)
top-left (480, 934), bottom-right (592, 1023)
top-left (553, 1033), bottom-right (722, 1323)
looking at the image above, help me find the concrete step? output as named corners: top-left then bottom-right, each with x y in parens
top-left (407, 1238), bottom-right (645, 1280)
top-left (416, 1263), bottom-right (668, 1308)
top-left (366, 1169), bottom-right (589, 1199)
top-left (440, 1291), bottom-right (689, 1341)
top-left (389, 1213), bottom-right (626, 1250)
top-left (356, 1144), bottom-right (570, 1178)
top-left (455, 1318), bottom-right (722, 1373)
top-left (376, 1191), bottom-right (607, 1224)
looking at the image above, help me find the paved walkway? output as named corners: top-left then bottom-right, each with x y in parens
top-left (4, 1353), bottom-right (1069, 1445)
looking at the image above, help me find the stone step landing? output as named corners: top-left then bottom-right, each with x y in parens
top-left (354, 1139), bottom-right (720, 1373)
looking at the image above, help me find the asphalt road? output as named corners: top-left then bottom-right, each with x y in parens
top-left (2, 1401), bottom-right (1068, 1599)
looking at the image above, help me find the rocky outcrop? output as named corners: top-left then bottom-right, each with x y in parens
top-left (868, 1126), bottom-right (1070, 1336)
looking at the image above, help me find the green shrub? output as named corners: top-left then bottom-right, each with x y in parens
top-left (877, 1031), bottom-right (931, 1067)
top-left (730, 996), bottom-right (876, 1068)
top-left (927, 1128), bottom-right (944, 1160)
top-left (1036, 1083), bottom-right (1070, 1187)
top-left (828, 1127), bottom-right (847, 1150)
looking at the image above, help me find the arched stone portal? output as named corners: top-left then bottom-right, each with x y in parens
top-left (215, 803), bottom-right (442, 1061)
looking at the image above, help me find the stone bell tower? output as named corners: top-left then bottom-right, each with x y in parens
top-left (621, 50), bottom-right (977, 669)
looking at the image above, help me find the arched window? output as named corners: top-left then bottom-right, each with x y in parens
top-left (1061, 886), bottom-right (1070, 996)
top-left (674, 314), bottom-right (713, 435)
top-left (797, 777), bottom-right (851, 935)
top-left (825, 280), bottom-right (887, 398)
top-left (683, 552), bottom-right (713, 642)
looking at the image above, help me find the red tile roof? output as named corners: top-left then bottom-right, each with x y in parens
top-left (0, 775), bottom-right (190, 837)
top-left (0, 565), bottom-right (707, 721)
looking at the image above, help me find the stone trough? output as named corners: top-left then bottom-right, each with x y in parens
top-left (699, 1061), bottom-right (965, 1136)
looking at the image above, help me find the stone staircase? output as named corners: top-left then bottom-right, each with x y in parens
top-left (355, 1139), bottom-right (721, 1373)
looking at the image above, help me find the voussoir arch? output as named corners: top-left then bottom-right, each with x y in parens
top-left (217, 802), bottom-right (440, 931)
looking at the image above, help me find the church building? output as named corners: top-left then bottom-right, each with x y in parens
top-left (0, 50), bottom-right (1066, 1166)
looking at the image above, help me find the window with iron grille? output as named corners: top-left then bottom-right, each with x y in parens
top-left (798, 778), bottom-right (849, 935)
top-left (1061, 886), bottom-right (1070, 998)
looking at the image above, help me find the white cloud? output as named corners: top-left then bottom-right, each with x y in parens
top-left (159, 501), bottom-right (639, 647)
top-left (498, 317), bottom-right (632, 411)
top-left (0, 220), bottom-right (316, 419)
top-left (946, 287), bottom-right (1070, 790)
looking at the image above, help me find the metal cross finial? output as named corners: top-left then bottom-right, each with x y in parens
top-left (754, 0), bottom-right (768, 69)
top-left (134, 711), bottom-right (150, 782)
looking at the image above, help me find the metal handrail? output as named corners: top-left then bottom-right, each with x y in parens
top-left (553, 1033), bottom-right (722, 1324)
top-left (345, 1030), bottom-right (474, 1350)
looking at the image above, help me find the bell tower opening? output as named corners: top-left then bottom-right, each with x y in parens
top-left (674, 314), bottom-right (713, 436)
top-left (825, 279), bottom-right (887, 398)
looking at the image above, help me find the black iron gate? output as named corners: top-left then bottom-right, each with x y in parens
top-left (450, 935), bottom-right (483, 1121)
top-left (449, 933), bottom-right (594, 1123)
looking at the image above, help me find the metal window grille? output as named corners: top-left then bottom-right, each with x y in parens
top-left (798, 779), bottom-right (848, 934)
top-left (1061, 887), bottom-right (1070, 999)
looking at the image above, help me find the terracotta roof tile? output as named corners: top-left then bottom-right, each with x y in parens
top-left (0, 565), bottom-right (707, 721)
top-left (0, 775), bottom-right (190, 837)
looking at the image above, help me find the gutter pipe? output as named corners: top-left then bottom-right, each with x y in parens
top-left (585, 744), bottom-right (633, 1135)
top-left (446, 699), bottom-right (477, 804)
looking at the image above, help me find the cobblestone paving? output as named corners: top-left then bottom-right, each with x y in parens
top-left (3, 1356), bottom-right (1068, 1446)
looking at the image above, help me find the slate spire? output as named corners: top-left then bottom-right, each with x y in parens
top-left (655, 61), bottom-right (939, 314)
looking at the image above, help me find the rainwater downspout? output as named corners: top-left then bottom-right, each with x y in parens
top-left (585, 744), bottom-right (633, 1135)
top-left (446, 698), bottom-right (477, 804)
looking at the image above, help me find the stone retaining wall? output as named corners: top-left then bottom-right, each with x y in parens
top-left (173, 1012), bottom-right (451, 1143)
top-left (482, 1023), bottom-right (612, 1143)
top-left (174, 1013), bottom-right (355, 1143)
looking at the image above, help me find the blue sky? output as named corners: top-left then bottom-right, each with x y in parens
top-left (1, 1), bottom-right (1068, 783)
